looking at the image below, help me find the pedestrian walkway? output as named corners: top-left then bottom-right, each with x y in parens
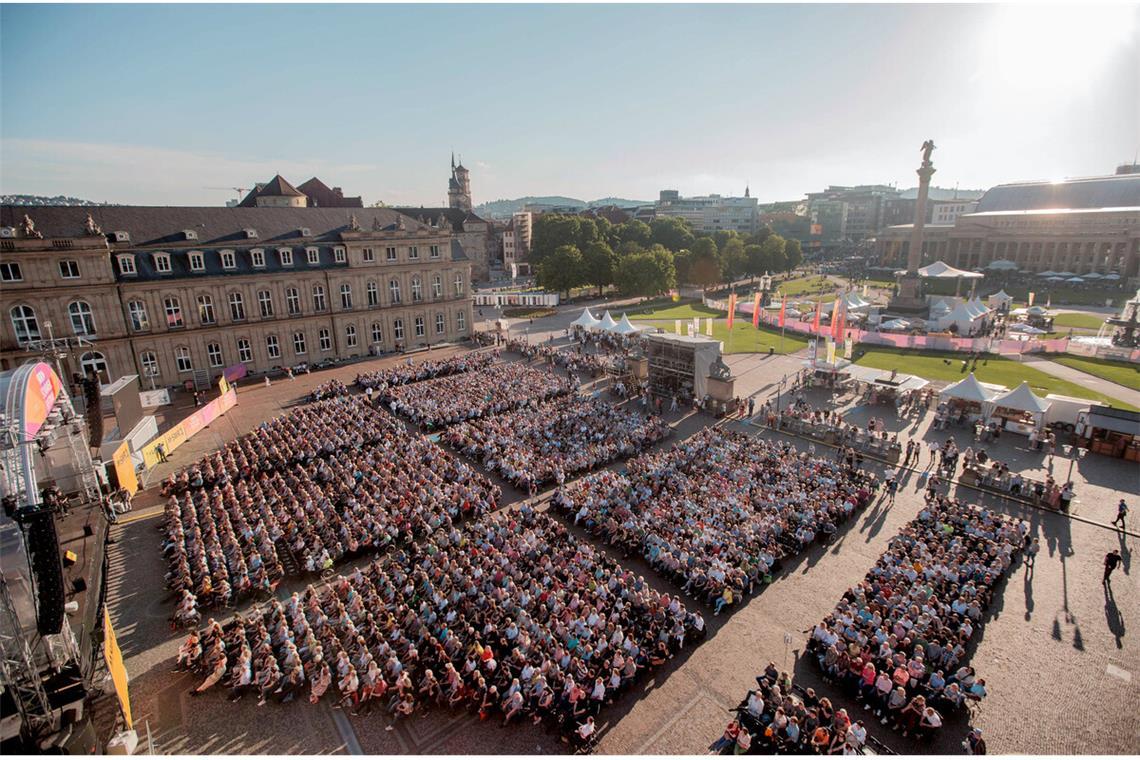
top-left (1022, 355), bottom-right (1140, 409)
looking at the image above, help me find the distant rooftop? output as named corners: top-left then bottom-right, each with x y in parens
top-left (975, 173), bottom-right (1140, 212)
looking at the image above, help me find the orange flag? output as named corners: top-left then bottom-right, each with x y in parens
top-left (726, 292), bottom-right (737, 330)
top-left (812, 302), bottom-right (821, 334)
top-left (831, 299), bottom-right (844, 341)
top-left (778, 295), bottom-right (787, 328)
top-left (752, 292), bottom-right (761, 328)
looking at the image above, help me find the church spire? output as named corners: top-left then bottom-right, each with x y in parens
top-left (744, 182), bottom-right (750, 198)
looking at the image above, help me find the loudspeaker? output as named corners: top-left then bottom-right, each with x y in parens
top-left (72, 578), bottom-right (87, 593)
top-left (26, 512), bottom-right (65, 635)
top-left (63, 550), bottom-right (78, 566)
top-left (83, 525), bottom-right (95, 537)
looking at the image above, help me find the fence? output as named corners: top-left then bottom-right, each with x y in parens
top-left (705, 296), bottom-right (1140, 363)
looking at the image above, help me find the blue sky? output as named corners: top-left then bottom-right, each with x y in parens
top-left (2, 3), bottom-right (1136, 206)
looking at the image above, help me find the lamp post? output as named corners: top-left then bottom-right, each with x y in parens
top-left (775, 373), bottom-right (787, 415)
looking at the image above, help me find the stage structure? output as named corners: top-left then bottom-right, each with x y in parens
top-left (646, 333), bottom-right (722, 400)
top-left (1, 362), bottom-right (104, 752)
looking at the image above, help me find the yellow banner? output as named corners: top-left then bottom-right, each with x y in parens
top-left (103, 609), bottom-right (132, 729)
top-left (111, 441), bottom-right (138, 496)
top-left (826, 339), bottom-right (836, 365)
top-left (218, 375), bottom-right (230, 396)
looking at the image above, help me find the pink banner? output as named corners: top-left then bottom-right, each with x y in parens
top-left (140, 388), bottom-right (237, 469)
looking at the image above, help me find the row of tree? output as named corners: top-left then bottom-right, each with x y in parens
top-left (531, 213), bottom-right (803, 298)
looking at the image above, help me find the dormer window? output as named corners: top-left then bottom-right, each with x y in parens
top-left (117, 254), bottom-right (136, 275)
top-left (278, 248), bottom-right (293, 266)
top-left (299, 227), bottom-right (311, 237)
top-left (221, 249), bottom-right (236, 270)
top-left (251, 249), bottom-right (265, 268)
top-left (189, 251), bottom-right (205, 272)
top-left (183, 229), bottom-right (198, 240)
top-left (153, 252), bottom-right (172, 274)
top-left (306, 247), bottom-right (320, 265)
top-left (112, 231), bottom-right (130, 243)
top-left (333, 246), bottom-right (347, 264)
top-left (243, 228), bottom-right (257, 239)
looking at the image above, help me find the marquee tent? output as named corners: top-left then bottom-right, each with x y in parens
top-left (940, 373), bottom-right (1000, 404)
top-left (985, 381), bottom-right (1051, 428)
top-left (987, 290), bottom-right (1014, 307)
top-left (596, 310), bottom-right (618, 331)
top-left (570, 308), bottom-right (600, 329)
top-left (985, 259), bottom-right (1019, 271)
top-left (914, 261), bottom-right (985, 279)
top-left (611, 314), bottom-right (644, 335)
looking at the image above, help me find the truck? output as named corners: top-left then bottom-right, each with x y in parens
top-left (1044, 393), bottom-right (1096, 432)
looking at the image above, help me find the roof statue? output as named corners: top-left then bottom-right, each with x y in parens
top-left (348, 214), bottom-right (360, 231)
top-left (396, 215), bottom-right (406, 231)
top-left (440, 216), bottom-right (452, 232)
top-left (372, 216), bottom-right (385, 231)
top-left (21, 214), bottom-right (42, 239)
top-left (83, 212), bottom-right (102, 236)
top-left (921, 139), bottom-right (936, 165)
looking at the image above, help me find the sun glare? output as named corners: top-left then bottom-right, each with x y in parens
top-left (979, 4), bottom-right (1137, 93)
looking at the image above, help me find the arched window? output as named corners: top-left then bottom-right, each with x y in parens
top-left (10, 305), bottom-right (40, 343)
top-left (286, 287), bottom-right (301, 315)
top-left (257, 289), bottom-right (274, 317)
top-left (197, 294), bottom-right (216, 324)
top-left (453, 273), bottom-right (464, 296)
top-left (371, 322), bottom-right (383, 344)
top-left (411, 276), bottom-right (423, 302)
top-left (174, 346), bottom-right (193, 372)
top-left (80, 351), bottom-right (110, 383)
top-left (345, 324), bottom-right (358, 348)
top-left (432, 275), bottom-right (443, 299)
top-left (229, 292), bottom-right (246, 321)
top-left (435, 312), bottom-right (446, 335)
top-left (389, 279), bottom-right (402, 304)
top-left (340, 283), bottom-right (353, 309)
top-left (366, 281), bottom-right (379, 307)
top-left (164, 296), bottom-right (184, 328)
top-left (207, 342), bottom-right (224, 368)
top-left (68, 300), bottom-right (96, 336)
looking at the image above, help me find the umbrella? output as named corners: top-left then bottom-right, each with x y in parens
top-left (1056, 271), bottom-right (1077, 278)
top-left (881, 319), bottom-right (910, 330)
top-left (985, 259), bottom-right (1019, 271)
top-left (1009, 324), bottom-right (1047, 335)
top-left (1082, 272), bottom-right (1102, 280)
top-left (1065, 276), bottom-right (1084, 283)
top-left (1103, 273), bottom-right (1121, 280)
top-left (1046, 276), bottom-right (1065, 282)
top-left (1037, 270), bottom-right (1059, 277)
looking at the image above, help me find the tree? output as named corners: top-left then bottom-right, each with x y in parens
top-left (673, 248), bottom-right (693, 285)
top-left (536, 244), bottom-right (584, 298)
top-left (615, 245), bottom-right (676, 297)
top-left (784, 238), bottom-right (804, 272)
top-left (721, 237), bottom-right (748, 282)
top-left (745, 244), bottom-right (766, 279)
top-left (581, 240), bottom-right (617, 296)
top-left (613, 220), bottom-right (652, 248)
top-left (531, 214), bottom-right (581, 266)
top-left (689, 237), bottom-right (722, 290)
top-left (650, 216), bottom-right (695, 251)
top-left (759, 235), bottom-right (787, 276)
top-left (576, 218), bottom-right (599, 251)
top-left (713, 229), bottom-right (741, 253)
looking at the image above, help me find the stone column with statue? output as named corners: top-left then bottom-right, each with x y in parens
top-left (889, 139), bottom-right (937, 314)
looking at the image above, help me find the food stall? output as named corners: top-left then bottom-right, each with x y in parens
top-left (984, 381), bottom-right (1051, 436)
top-left (938, 373), bottom-right (1002, 426)
top-left (801, 357), bottom-right (856, 391)
top-left (844, 365), bottom-right (928, 406)
top-left (1079, 405), bottom-right (1140, 461)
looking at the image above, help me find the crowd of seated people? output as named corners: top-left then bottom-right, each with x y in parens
top-left (442, 396), bottom-right (671, 494)
top-left (355, 351), bottom-right (496, 391)
top-left (712, 664), bottom-right (880, 755)
top-left (309, 379), bottom-right (349, 402)
top-left (181, 507), bottom-right (702, 746)
top-left (553, 429), bottom-right (877, 614)
top-left (382, 362), bottom-right (576, 429)
top-left (805, 497), bottom-right (1023, 739)
top-left (163, 397), bottom-right (500, 620)
top-left (161, 398), bottom-right (389, 497)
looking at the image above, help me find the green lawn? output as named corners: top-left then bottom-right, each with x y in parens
top-left (1051, 356), bottom-right (1140, 392)
top-left (851, 346), bottom-right (1137, 410)
top-left (777, 276), bottom-right (839, 300)
top-left (633, 316), bottom-right (809, 355)
top-left (624, 302), bottom-right (722, 321)
top-left (1051, 312), bottom-right (1108, 330)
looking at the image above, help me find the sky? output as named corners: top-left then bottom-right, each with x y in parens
top-left (1, 3), bottom-right (1137, 207)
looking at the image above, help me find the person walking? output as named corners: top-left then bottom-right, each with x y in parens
top-left (1112, 499), bottom-right (1128, 530)
top-left (1103, 550), bottom-right (1122, 585)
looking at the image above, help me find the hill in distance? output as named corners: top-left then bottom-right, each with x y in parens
top-left (3, 194), bottom-right (112, 206)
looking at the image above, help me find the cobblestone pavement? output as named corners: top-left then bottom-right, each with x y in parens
top-left (105, 343), bottom-right (1140, 755)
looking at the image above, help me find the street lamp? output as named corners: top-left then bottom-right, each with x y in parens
top-left (775, 373), bottom-right (787, 416)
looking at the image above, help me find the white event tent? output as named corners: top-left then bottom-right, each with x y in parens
top-left (570, 308), bottom-right (600, 330)
top-left (611, 314), bottom-right (644, 335)
top-left (596, 310), bottom-right (619, 331)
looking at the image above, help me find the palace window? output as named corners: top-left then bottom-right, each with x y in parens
top-left (293, 331), bottom-right (307, 355)
top-left (251, 249), bottom-right (265, 268)
top-left (197, 294), bottom-right (216, 324)
top-left (318, 328), bottom-right (332, 351)
top-left (258, 289), bottom-right (274, 317)
top-left (229, 292), bottom-right (246, 321)
top-left (237, 338), bottom-right (253, 363)
top-left (312, 284), bottom-right (327, 312)
top-left (164, 297), bottom-right (184, 328)
top-left (10, 305), bottom-right (40, 343)
top-left (367, 281), bottom-right (379, 307)
top-left (68, 300), bottom-right (96, 336)
top-left (153, 253), bottom-right (172, 273)
top-left (265, 335), bottom-right (280, 359)
top-left (207, 342), bottom-right (224, 368)
top-left (59, 260), bottom-right (80, 279)
top-left (189, 251), bottom-right (205, 272)
top-left (1, 262), bottom-right (23, 281)
top-left (174, 346), bottom-right (193, 373)
top-left (128, 300), bottom-right (149, 331)
top-left (340, 283), bottom-right (353, 309)
top-left (286, 287), bottom-right (301, 315)
top-left (345, 324), bottom-right (357, 348)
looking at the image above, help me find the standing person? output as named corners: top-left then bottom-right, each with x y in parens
top-left (1103, 550), bottom-right (1123, 585)
top-left (1059, 482), bottom-right (1075, 512)
top-left (155, 443), bottom-right (168, 463)
top-left (747, 397), bottom-right (755, 419)
top-left (964, 728), bottom-right (987, 755)
top-left (1024, 538), bottom-right (1040, 570)
top-left (927, 440), bottom-right (939, 468)
top-left (1112, 499), bottom-right (1128, 530)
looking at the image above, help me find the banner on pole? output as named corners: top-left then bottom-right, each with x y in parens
top-left (752, 292), bottom-right (761, 327)
top-left (705, 317), bottom-right (713, 336)
top-left (778, 295), bottom-right (787, 328)
top-left (726, 293), bottom-right (737, 330)
top-left (675, 319), bottom-right (682, 335)
top-left (826, 339), bottom-right (836, 365)
top-left (103, 609), bottom-right (132, 729)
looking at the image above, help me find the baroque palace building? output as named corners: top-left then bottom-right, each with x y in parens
top-left (0, 203), bottom-right (473, 388)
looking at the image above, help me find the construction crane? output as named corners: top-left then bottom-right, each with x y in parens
top-left (203, 187), bottom-right (248, 205)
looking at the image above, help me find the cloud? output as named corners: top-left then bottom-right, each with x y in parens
top-left (0, 138), bottom-right (386, 205)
